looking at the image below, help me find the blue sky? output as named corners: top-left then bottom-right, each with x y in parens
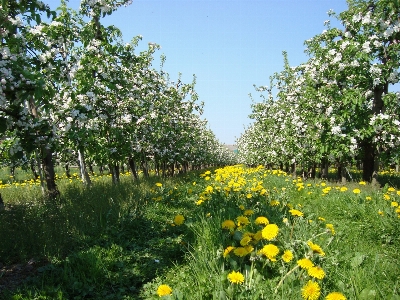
top-left (49, 0), bottom-right (350, 145)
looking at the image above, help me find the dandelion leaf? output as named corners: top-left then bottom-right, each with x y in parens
top-left (359, 288), bottom-right (376, 300)
top-left (350, 252), bottom-right (366, 268)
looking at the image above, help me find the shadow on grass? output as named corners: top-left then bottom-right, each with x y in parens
top-left (0, 179), bottom-right (196, 299)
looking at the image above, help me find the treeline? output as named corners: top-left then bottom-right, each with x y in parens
top-left (0, 0), bottom-right (237, 197)
top-left (237, 0), bottom-right (400, 184)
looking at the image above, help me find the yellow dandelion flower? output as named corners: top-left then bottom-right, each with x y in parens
top-left (259, 243), bottom-right (279, 261)
top-left (157, 284), bottom-right (172, 297)
top-left (240, 235), bottom-right (252, 246)
top-left (384, 194), bottom-right (391, 200)
top-left (244, 209), bottom-right (254, 216)
top-left (378, 210), bottom-right (384, 216)
top-left (359, 181), bottom-right (366, 185)
top-left (270, 200), bottom-right (280, 206)
top-left (196, 199), bottom-right (204, 205)
top-left (255, 216), bottom-right (269, 225)
top-left (236, 216), bottom-right (250, 227)
top-left (353, 188), bottom-right (361, 194)
top-left (318, 217), bottom-right (326, 222)
top-left (391, 201), bottom-right (398, 207)
top-left (221, 220), bottom-right (236, 230)
top-left (227, 270), bottom-right (244, 284)
top-left (388, 187), bottom-right (396, 192)
top-left (302, 280), bottom-right (321, 300)
top-left (253, 230), bottom-right (263, 241)
top-left (239, 205), bottom-right (245, 210)
top-left (325, 292), bottom-right (347, 300)
top-left (289, 209), bottom-right (304, 217)
top-left (365, 196), bottom-right (372, 201)
top-left (261, 224), bottom-right (279, 240)
top-left (321, 182), bottom-right (326, 187)
top-left (155, 182), bottom-right (163, 187)
top-left (340, 186), bottom-right (348, 192)
top-left (308, 266), bottom-right (325, 280)
top-left (307, 241), bottom-right (325, 256)
top-left (223, 246), bottom-right (235, 258)
top-left (246, 193), bottom-right (252, 199)
top-left (282, 250), bottom-right (294, 263)
top-left (326, 224), bottom-right (335, 235)
top-left (205, 185), bottom-right (213, 193)
top-left (297, 258), bottom-right (314, 270)
top-left (233, 247), bottom-right (249, 257)
top-left (173, 214), bottom-right (185, 225)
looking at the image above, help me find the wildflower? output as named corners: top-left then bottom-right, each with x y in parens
top-left (391, 201), bottom-right (398, 207)
top-left (384, 194), bottom-right (390, 200)
top-left (282, 250), bottom-right (294, 262)
top-left (259, 243), bottom-right (279, 261)
top-left (340, 187), bottom-right (347, 192)
top-left (240, 235), bottom-right (252, 246)
top-left (308, 266), bottom-right (325, 279)
top-left (270, 200), bottom-right (280, 206)
top-left (302, 280), bottom-right (321, 300)
top-left (365, 196), bottom-right (372, 200)
top-left (307, 241), bottom-right (325, 256)
top-left (239, 205), bottom-right (245, 210)
top-left (222, 220), bottom-right (236, 230)
top-left (289, 209), bottom-right (304, 217)
top-left (205, 185), bottom-right (213, 193)
top-left (253, 230), bottom-right (263, 241)
top-left (236, 216), bottom-right (250, 226)
top-left (297, 258), bottom-right (314, 270)
top-left (157, 284), bottom-right (172, 297)
top-left (378, 210), bottom-right (384, 216)
top-left (223, 246), bottom-right (235, 258)
top-left (318, 217), bottom-right (326, 222)
top-left (325, 292), bottom-right (347, 300)
top-left (255, 216), bottom-right (269, 225)
top-left (155, 182), bottom-right (162, 187)
top-left (353, 188), bottom-right (361, 194)
top-left (246, 193), bottom-right (252, 199)
top-left (244, 209), bottom-right (254, 216)
top-left (261, 224), bottom-right (279, 240)
top-left (170, 213), bottom-right (184, 225)
top-left (233, 247), bottom-right (248, 257)
top-left (227, 270), bottom-right (245, 284)
top-left (326, 224), bottom-right (335, 235)
top-left (359, 181), bottom-right (366, 185)
top-left (388, 187), bottom-right (396, 192)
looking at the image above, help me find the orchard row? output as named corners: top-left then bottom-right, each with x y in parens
top-left (0, 0), bottom-right (237, 197)
top-left (237, 0), bottom-right (400, 184)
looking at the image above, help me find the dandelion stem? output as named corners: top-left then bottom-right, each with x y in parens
top-left (274, 264), bottom-right (300, 293)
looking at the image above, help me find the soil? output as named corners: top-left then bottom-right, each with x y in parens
top-left (0, 258), bottom-right (49, 296)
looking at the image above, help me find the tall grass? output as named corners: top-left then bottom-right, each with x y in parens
top-left (0, 166), bottom-right (399, 299)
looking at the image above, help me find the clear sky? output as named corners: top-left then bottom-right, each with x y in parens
top-left (48, 0), bottom-right (350, 145)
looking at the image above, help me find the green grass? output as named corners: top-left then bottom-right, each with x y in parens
top-left (0, 166), bottom-right (399, 299)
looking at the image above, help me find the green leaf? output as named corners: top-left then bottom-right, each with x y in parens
top-left (359, 288), bottom-right (376, 300)
top-left (350, 252), bottom-right (366, 268)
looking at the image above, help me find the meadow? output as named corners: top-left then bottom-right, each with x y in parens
top-left (0, 165), bottom-right (399, 300)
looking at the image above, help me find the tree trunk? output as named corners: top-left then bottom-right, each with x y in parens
top-left (65, 162), bottom-right (71, 178)
top-left (141, 153), bottom-right (149, 177)
top-left (41, 148), bottom-right (59, 199)
top-left (78, 148), bottom-right (91, 186)
top-left (291, 162), bottom-right (296, 178)
top-left (30, 159), bottom-right (39, 180)
top-left (128, 156), bottom-right (139, 181)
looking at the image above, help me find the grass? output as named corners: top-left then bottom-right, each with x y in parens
top-left (0, 165), bottom-right (399, 299)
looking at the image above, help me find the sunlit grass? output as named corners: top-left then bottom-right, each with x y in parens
top-left (0, 166), bottom-right (399, 299)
